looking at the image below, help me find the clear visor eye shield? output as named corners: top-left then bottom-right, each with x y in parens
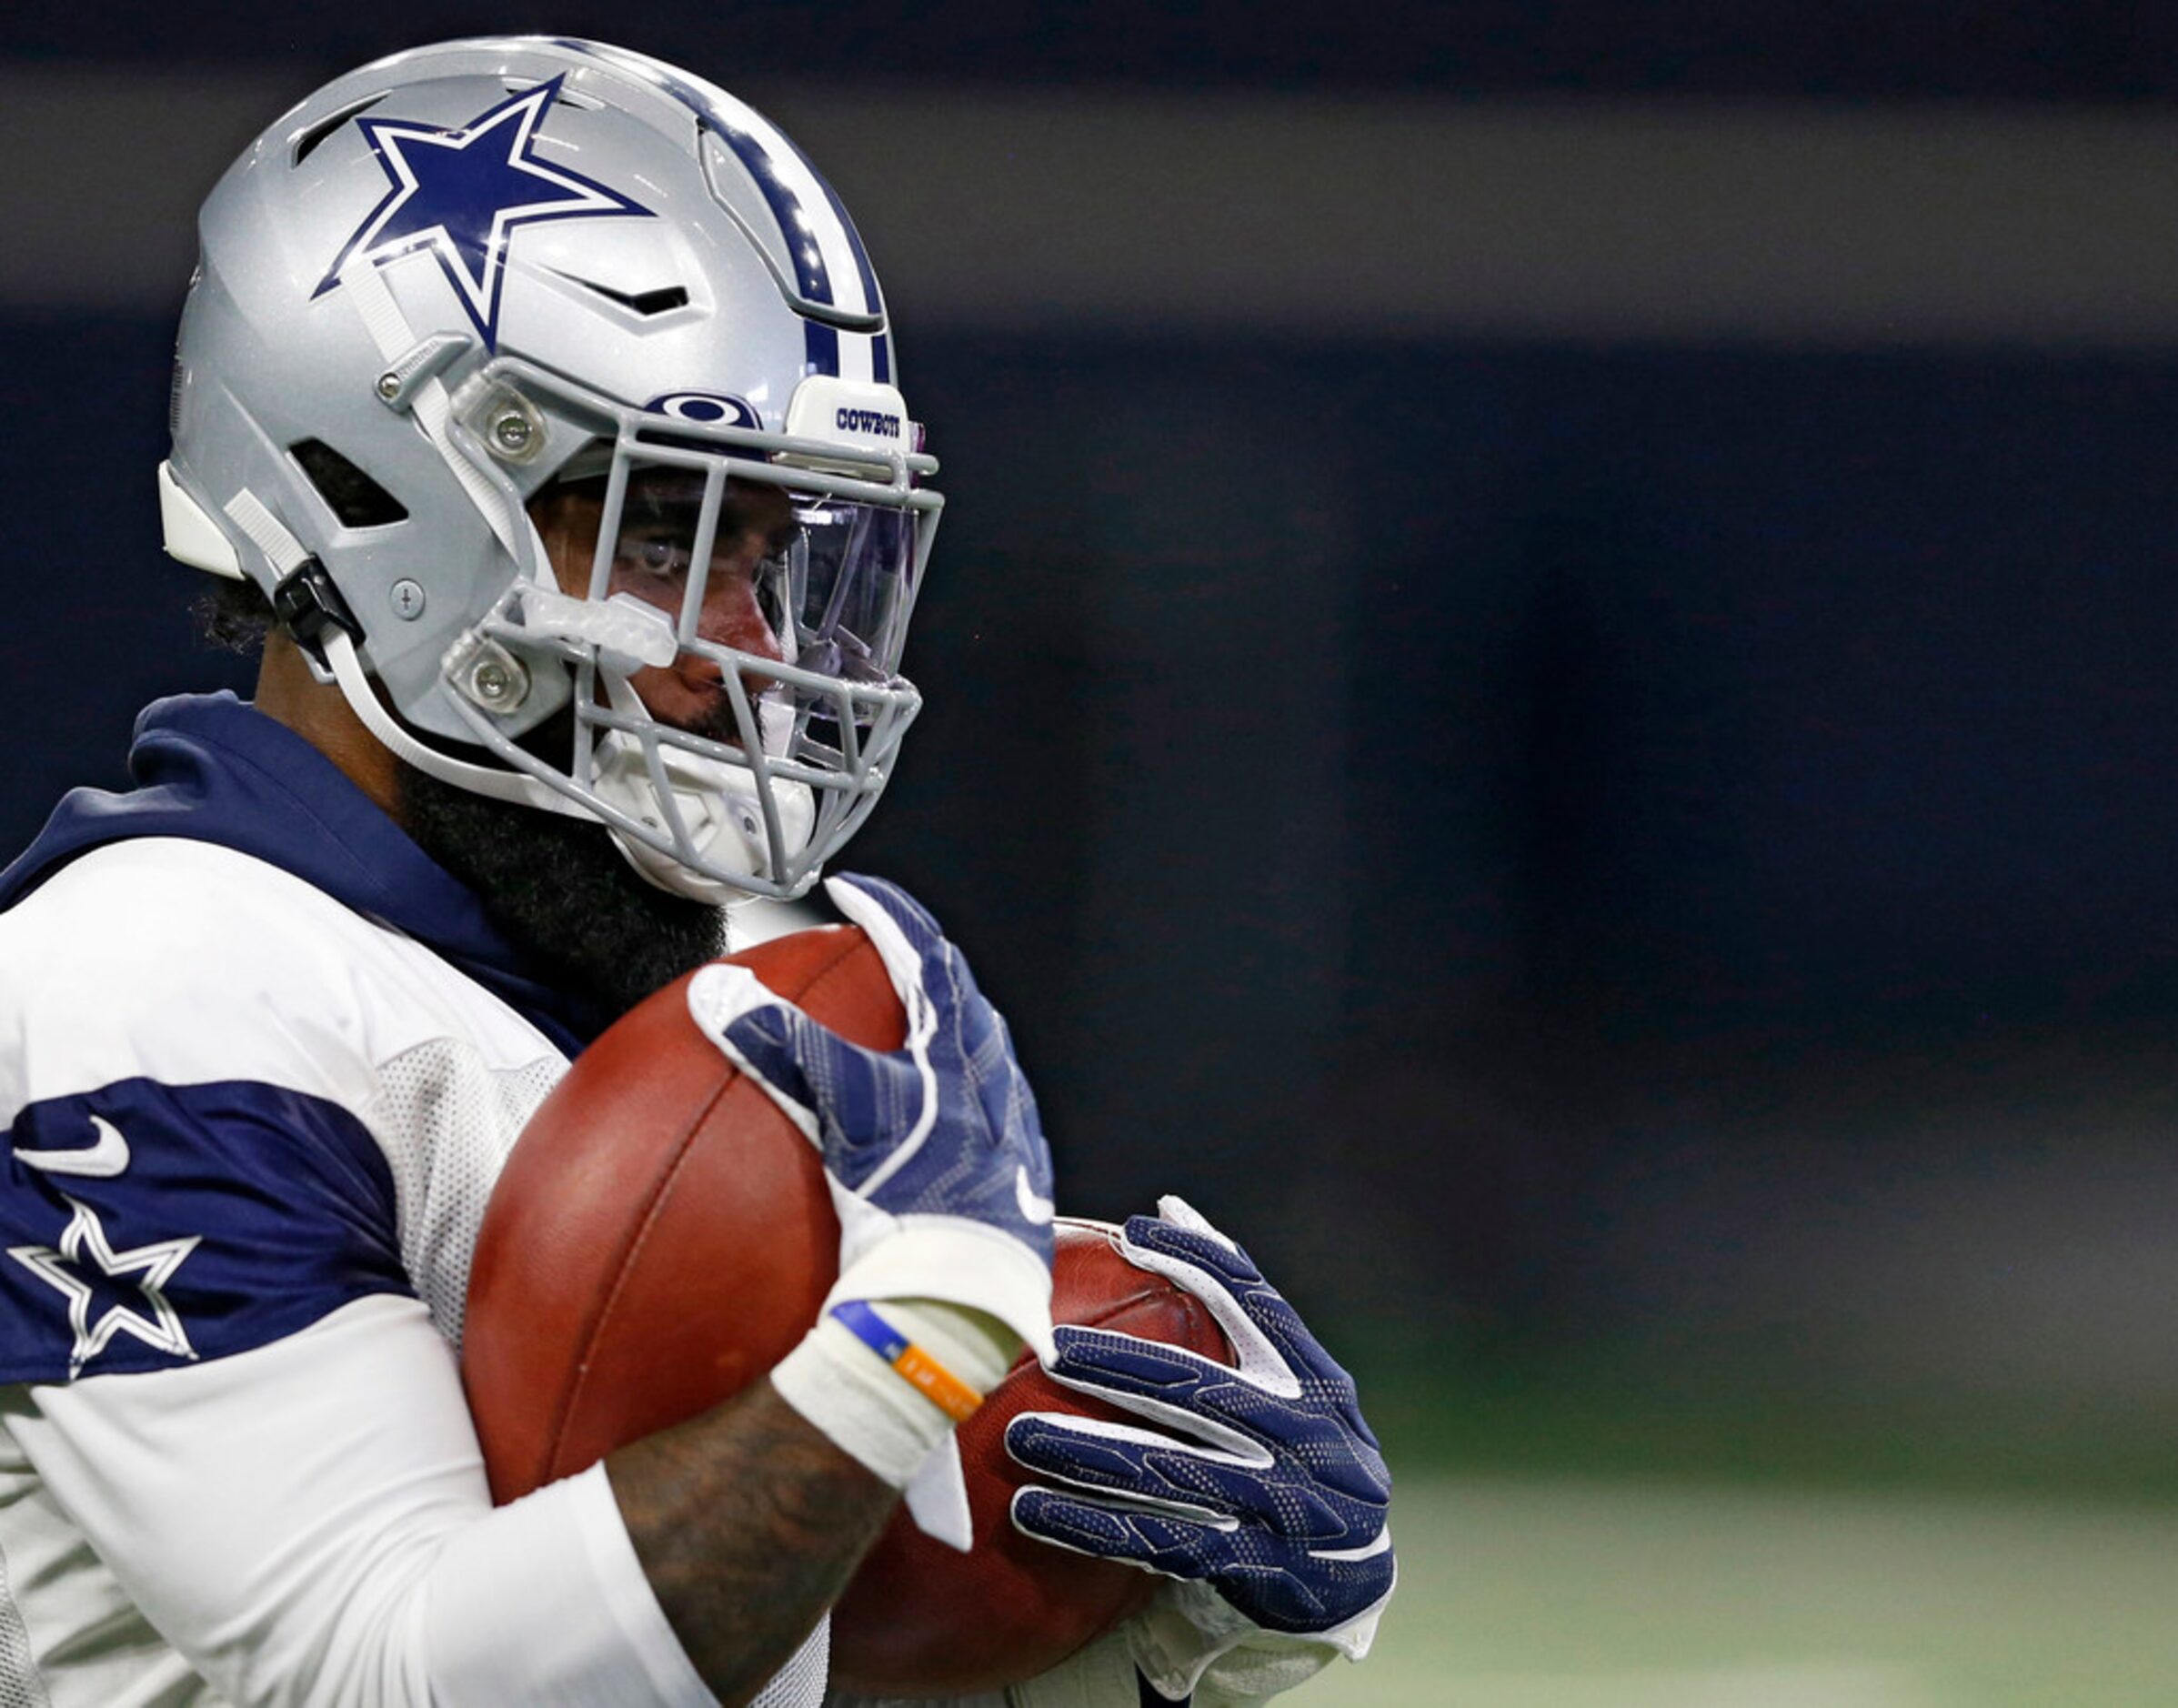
top-left (429, 359), bottom-right (940, 903)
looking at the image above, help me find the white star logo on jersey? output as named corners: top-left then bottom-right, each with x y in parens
top-left (7, 1197), bottom-right (202, 1374)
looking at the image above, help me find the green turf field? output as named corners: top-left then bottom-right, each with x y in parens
top-left (1329, 1473), bottom-right (2178, 1706)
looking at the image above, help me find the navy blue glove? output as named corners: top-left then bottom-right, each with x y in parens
top-left (1004, 1198), bottom-right (1394, 1638)
top-left (688, 873), bottom-right (1056, 1356)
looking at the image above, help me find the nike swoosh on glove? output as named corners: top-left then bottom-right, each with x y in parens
top-left (688, 873), bottom-right (1056, 1358)
top-left (1004, 1197), bottom-right (1393, 1640)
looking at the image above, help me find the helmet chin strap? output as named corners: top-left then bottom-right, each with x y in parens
top-left (324, 628), bottom-right (596, 818)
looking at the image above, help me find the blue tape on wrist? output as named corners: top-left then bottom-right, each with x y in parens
top-left (831, 1299), bottom-right (911, 1363)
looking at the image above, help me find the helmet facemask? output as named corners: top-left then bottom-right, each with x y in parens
top-left (437, 360), bottom-right (937, 902)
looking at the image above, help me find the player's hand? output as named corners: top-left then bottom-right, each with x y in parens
top-left (688, 873), bottom-right (1056, 1357)
top-left (1004, 1197), bottom-right (1394, 1640)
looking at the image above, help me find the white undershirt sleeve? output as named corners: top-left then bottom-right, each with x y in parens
top-left (5, 1294), bottom-right (728, 1707)
top-left (423, 1461), bottom-right (717, 1706)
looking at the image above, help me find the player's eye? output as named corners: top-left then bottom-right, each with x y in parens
top-left (628, 537), bottom-right (686, 578)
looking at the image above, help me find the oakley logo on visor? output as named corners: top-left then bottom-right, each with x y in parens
top-left (647, 392), bottom-right (760, 428)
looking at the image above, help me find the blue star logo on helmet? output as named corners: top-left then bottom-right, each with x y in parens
top-left (315, 75), bottom-right (652, 350)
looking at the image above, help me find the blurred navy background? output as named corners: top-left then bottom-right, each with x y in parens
top-left (5, 2), bottom-right (2176, 1491)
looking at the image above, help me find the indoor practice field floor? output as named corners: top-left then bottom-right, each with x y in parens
top-left (1331, 1473), bottom-right (2178, 1706)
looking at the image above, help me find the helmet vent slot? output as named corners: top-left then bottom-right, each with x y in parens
top-left (289, 93), bottom-right (386, 166)
top-left (290, 439), bottom-right (408, 528)
top-left (555, 272), bottom-right (690, 317)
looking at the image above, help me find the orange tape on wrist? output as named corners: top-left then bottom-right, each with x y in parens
top-left (830, 1301), bottom-right (983, 1423)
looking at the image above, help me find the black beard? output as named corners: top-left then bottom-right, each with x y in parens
top-left (396, 765), bottom-right (725, 1020)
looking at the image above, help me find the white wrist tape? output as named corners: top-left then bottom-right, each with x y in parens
top-left (768, 1300), bottom-right (1017, 1489)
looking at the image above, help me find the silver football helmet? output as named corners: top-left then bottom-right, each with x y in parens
top-left (161, 37), bottom-right (938, 901)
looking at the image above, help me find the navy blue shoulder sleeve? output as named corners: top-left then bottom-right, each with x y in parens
top-left (1, 1076), bottom-right (410, 1383)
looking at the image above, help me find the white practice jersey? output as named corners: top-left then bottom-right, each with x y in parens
top-left (0, 696), bottom-right (826, 1707)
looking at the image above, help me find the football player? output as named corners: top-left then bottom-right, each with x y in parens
top-left (0, 38), bottom-right (1392, 1707)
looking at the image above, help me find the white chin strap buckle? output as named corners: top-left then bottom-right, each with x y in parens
top-left (597, 733), bottom-right (818, 902)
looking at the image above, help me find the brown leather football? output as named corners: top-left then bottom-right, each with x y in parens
top-left (462, 924), bottom-right (890, 1500)
top-left (461, 929), bottom-right (1230, 1694)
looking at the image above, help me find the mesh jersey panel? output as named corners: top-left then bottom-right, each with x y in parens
top-left (755, 1618), bottom-right (829, 1708)
top-left (0, 1552), bottom-right (51, 1708)
top-left (360, 1040), bottom-right (567, 1351)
